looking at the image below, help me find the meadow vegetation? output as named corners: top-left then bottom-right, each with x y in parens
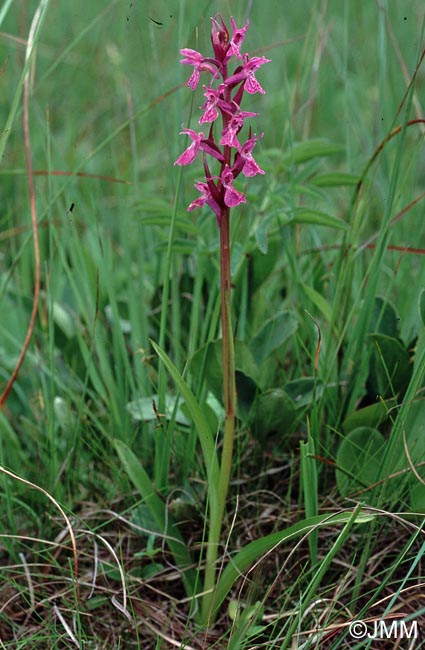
top-left (1, 1), bottom-right (425, 647)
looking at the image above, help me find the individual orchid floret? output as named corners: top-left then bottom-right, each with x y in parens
top-left (180, 48), bottom-right (217, 90)
top-left (226, 54), bottom-right (271, 94)
top-left (220, 110), bottom-right (259, 148)
top-left (199, 85), bottom-right (232, 124)
top-left (236, 134), bottom-right (265, 177)
top-left (226, 17), bottom-right (249, 60)
top-left (222, 165), bottom-right (246, 207)
top-left (188, 181), bottom-right (222, 220)
top-left (174, 128), bottom-right (205, 165)
top-left (174, 129), bottom-right (225, 166)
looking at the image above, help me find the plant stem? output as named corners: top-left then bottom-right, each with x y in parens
top-left (201, 205), bottom-right (237, 624)
top-left (217, 205), bottom-right (236, 513)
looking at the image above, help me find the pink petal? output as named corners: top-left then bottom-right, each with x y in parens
top-left (224, 186), bottom-right (246, 207)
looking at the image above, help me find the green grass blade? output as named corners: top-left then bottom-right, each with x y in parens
top-left (150, 340), bottom-right (220, 498)
top-left (211, 510), bottom-right (374, 618)
top-left (114, 439), bottom-right (196, 597)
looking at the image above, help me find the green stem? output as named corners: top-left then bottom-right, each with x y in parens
top-left (201, 205), bottom-right (237, 624)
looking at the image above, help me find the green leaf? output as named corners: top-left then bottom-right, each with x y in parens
top-left (248, 237), bottom-right (282, 290)
top-left (140, 215), bottom-right (198, 235)
top-left (280, 139), bottom-right (344, 167)
top-left (285, 208), bottom-right (349, 231)
top-left (419, 289), bottom-right (425, 327)
top-left (300, 283), bottom-right (333, 323)
top-left (369, 297), bottom-right (400, 337)
top-left (126, 393), bottom-right (190, 426)
top-left (310, 172), bottom-right (359, 187)
top-left (151, 340), bottom-right (220, 494)
top-left (211, 511), bottom-right (373, 618)
top-left (52, 301), bottom-right (78, 338)
top-left (342, 399), bottom-right (394, 432)
top-left (249, 388), bottom-right (296, 444)
top-left (251, 311), bottom-right (298, 365)
top-left (190, 339), bottom-right (259, 420)
top-left (336, 427), bottom-right (386, 498)
top-left (283, 377), bottom-right (323, 410)
top-left (367, 334), bottom-right (412, 399)
top-left (155, 239), bottom-right (197, 255)
top-left (114, 440), bottom-right (196, 596)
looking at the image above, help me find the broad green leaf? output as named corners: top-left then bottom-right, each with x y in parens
top-left (369, 297), bottom-right (400, 337)
top-left (336, 427), bottom-right (386, 498)
top-left (301, 283), bottom-right (333, 323)
top-left (342, 399), bottom-right (394, 432)
top-left (254, 212), bottom-right (276, 255)
top-left (155, 239), bottom-right (197, 255)
top-left (410, 479), bottom-right (425, 513)
top-left (190, 340), bottom-right (259, 418)
top-left (284, 208), bottom-right (349, 231)
top-left (114, 440), bottom-right (196, 596)
top-left (249, 388), bottom-right (296, 444)
top-left (140, 215), bottom-right (198, 235)
top-left (310, 172), bottom-right (359, 187)
top-left (280, 140), bottom-right (344, 167)
top-left (251, 311), bottom-right (298, 365)
top-left (367, 334), bottom-right (412, 399)
top-left (211, 510), bottom-right (373, 618)
top-left (151, 341), bottom-right (220, 493)
top-left (126, 393), bottom-right (190, 426)
top-left (283, 377), bottom-right (323, 410)
top-left (248, 237), bottom-right (282, 290)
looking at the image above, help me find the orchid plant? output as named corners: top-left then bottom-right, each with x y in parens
top-left (175, 15), bottom-right (270, 621)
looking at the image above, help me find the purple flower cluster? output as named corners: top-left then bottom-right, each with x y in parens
top-left (175, 15), bottom-right (270, 225)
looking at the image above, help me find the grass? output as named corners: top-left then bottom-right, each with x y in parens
top-left (1, 0), bottom-right (425, 647)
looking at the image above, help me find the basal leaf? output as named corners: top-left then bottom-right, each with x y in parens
top-left (283, 377), bottom-right (323, 410)
top-left (151, 341), bottom-right (220, 493)
top-left (211, 510), bottom-right (373, 618)
top-left (114, 440), bottom-right (196, 596)
top-left (336, 427), bottom-right (386, 498)
top-left (251, 311), bottom-right (298, 365)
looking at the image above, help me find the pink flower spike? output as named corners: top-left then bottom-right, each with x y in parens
top-left (174, 129), bottom-right (205, 166)
top-left (222, 165), bottom-right (246, 207)
top-left (227, 17), bottom-right (249, 60)
top-left (239, 133), bottom-right (265, 177)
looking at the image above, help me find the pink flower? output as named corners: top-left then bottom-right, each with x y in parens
top-left (238, 134), bottom-right (265, 177)
top-left (188, 181), bottom-right (222, 220)
top-left (174, 129), bottom-right (205, 165)
top-left (226, 55), bottom-right (271, 94)
top-left (220, 110), bottom-right (258, 148)
top-left (179, 48), bottom-right (217, 90)
top-left (226, 17), bottom-right (249, 60)
top-left (222, 165), bottom-right (246, 207)
top-left (199, 85), bottom-right (232, 124)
